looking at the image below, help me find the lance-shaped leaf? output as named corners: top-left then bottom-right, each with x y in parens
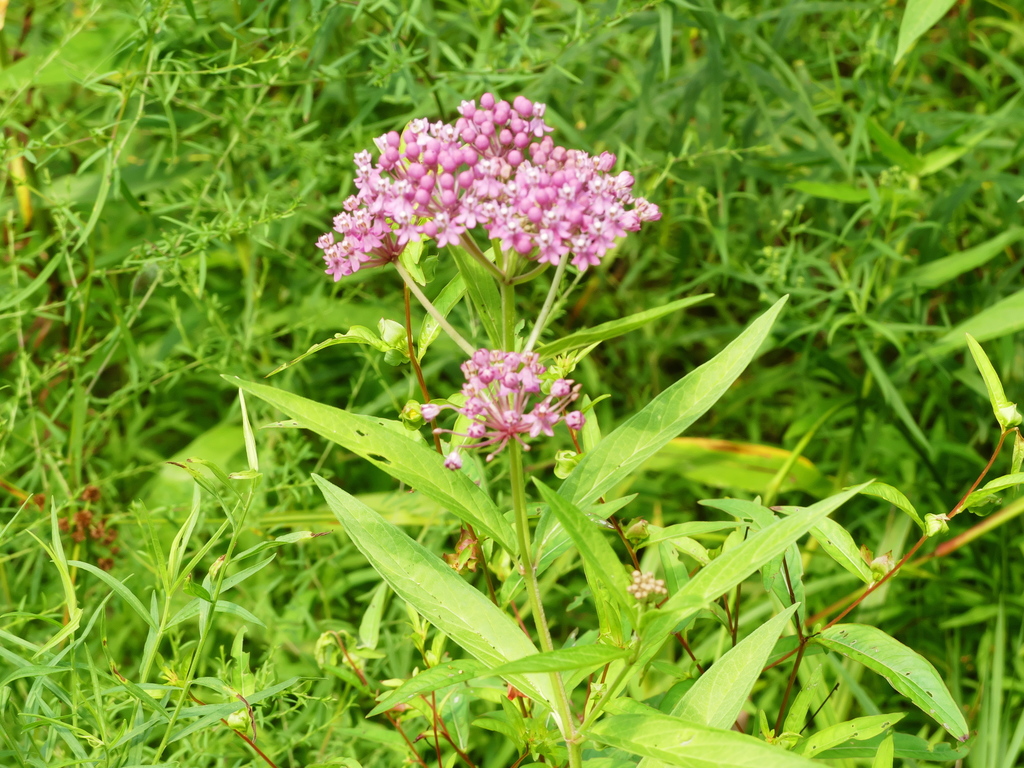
top-left (534, 480), bottom-right (633, 613)
top-left (588, 713), bottom-right (820, 767)
top-left (859, 481), bottom-right (924, 532)
top-left (797, 713), bottom-right (904, 757)
top-left (368, 660), bottom-right (487, 717)
top-left (504, 299), bottom-right (789, 603)
top-left (228, 376), bottom-right (515, 552)
top-left (814, 623), bottom-right (969, 741)
top-left (489, 644), bottom-right (629, 676)
top-left (560, 297), bottom-right (788, 508)
top-left (815, 731), bottom-right (967, 761)
top-left (536, 294), bottom-right (712, 359)
top-left (643, 483), bottom-right (869, 657)
top-left (966, 333), bottom-right (1022, 430)
top-left (666, 605), bottom-right (798, 731)
top-left (313, 475), bottom-right (555, 710)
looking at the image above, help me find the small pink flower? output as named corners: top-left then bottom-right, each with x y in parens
top-left (443, 451), bottom-right (463, 470)
top-left (432, 349), bottom-right (582, 467)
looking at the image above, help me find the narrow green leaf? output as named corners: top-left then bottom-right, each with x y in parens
top-left (810, 518), bottom-right (873, 584)
top-left (489, 644), bottom-right (629, 676)
top-left (867, 120), bottom-right (923, 174)
top-left (367, 660), bottom-right (487, 717)
top-left (561, 297), bottom-right (788, 508)
top-left (1012, 432), bottom-right (1023, 477)
top-left (966, 334), bottom-right (1021, 430)
top-left (418, 272), bottom-right (467, 360)
top-left (67, 560), bottom-right (157, 630)
top-left (534, 481), bottom-right (633, 612)
top-left (645, 484), bottom-right (868, 656)
top-left (903, 229), bottom-right (1023, 289)
top-left (358, 582), bottom-right (389, 650)
top-left (872, 732), bottom-right (895, 768)
top-left (895, 0), bottom-right (958, 62)
top-left (449, 244), bottom-right (502, 346)
top-left (815, 731), bottom-right (967, 760)
top-left (312, 475), bottom-right (554, 709)
top-left (668, 605), bottom-right (798, 730)
top-left (859, 481), bottom-right (924, 531)
top-left (228, 377), bottom-right (515, 551)
top-left (930, 288), bottom-right (1024, 357)
top-left (797, 713), bottom-right (904, 757)
top-left (537, 297), bottom-right (712, 360)
top-left (815, 623), bottom-right (969, 741)
top-left (589, 713), bottom-right (820, 767)
top-left (266, 327), bottom-right (386, 377)
top-left (658, 4), bottom-right (672, 79)
top-left (962, 473), bottom-right (1024, 511)
top-left (788, 181), bottom-right (871, 203)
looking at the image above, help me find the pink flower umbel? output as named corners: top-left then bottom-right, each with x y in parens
top-left (431, 349), bottom-right (586, 468)
top-left (317, 93), bottom-right (661, 279)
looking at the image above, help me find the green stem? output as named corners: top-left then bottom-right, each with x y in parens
top-left (395, 261), bottom-right (476, 356)
top-left (524, 254), bottom-right (569, 353)
top-left (501, 279), bottom-right (517, 351)
top-left (509, 443), bottom-right (581, 767)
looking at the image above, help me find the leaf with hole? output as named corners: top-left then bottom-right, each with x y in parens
top-left (227, 376), bottom-right (515, 551)
top-left (814, 623), bottom-right (968, 741)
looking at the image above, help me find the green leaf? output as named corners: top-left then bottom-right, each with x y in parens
top-left (367, 660), bottom-right (487, 717)
top-left (966, 334), bottom-right (1021, 430)
top-left (815, 732), bottom-right (967, 761)
top-left (872, 733), bottom-right (895, 768)
top-left (666, 605), bottom-right (798, 730)
top-left (644, 484), bottom-right (868, 655)
top-left (895, 0), bottom-right (958, 62)
top-left (534, 481), bottom-right (633, 613)
top-left (535, 295), bottom-right (712, 360)
top-left (903, 229), bottom-right (1024, 289)
top-left (68, 560), bottom-right (158, 631)
top-left (1012, 432), bottom-right (1023, 477)
top-left (810, 517), bottom-right (874, 584)
top-left (265, 327), bottom-right (387, 377)
top-left (358, 582), bottom-right (389, 650)
top-left (962, 473), bottom-right (1024, 511)
top-left (228, 377), bottom-right (515, 552)
top-left (418, 273), bottom-right (467, 360)
top-left (450, 244), bottom-right (502, 346)
top-left (589, 713), bottom-right (820, 767)
top-left (930, 288), bottom-right (1024, 357)
top-left (788, 181), bottom-right (871, 203)
top-left (561, 297), bottom-right (788, 508)
top-left (867, 120), bottom-right (923, 174)
top-left (815, 623), bottom-right (969, 741)
top-left (797, 714), bottom-right (904, 757)
top-left (490, 644), bottom-right (629, 676)
top-left (859, 481), bottom-right (925, 531)
top-left (312, 475), bottom-right (555, 710)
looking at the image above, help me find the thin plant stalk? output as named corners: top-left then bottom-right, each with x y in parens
top-left (524, 254), bottom-right (569, 353)
top-left (395, 261), bottom-right (475, 356)
top-left (508, 442), bottom-right (581, 767)
top-left (459, 236), bottom-right (506, 282)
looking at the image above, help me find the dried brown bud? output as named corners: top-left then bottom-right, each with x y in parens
top-left (80, 486), bottom-right (101, 503)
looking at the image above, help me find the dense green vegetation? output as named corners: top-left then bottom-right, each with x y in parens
top-left (2, 1), bottom-right (1023, 766)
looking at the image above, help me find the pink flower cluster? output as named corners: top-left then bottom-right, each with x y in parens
top-left (420, 349), bottom-right (585, 469)
top-left (316, 93), bottom-right (660, 280)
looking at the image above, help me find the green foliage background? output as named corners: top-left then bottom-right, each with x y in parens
top-left (1, 0), bottom-right (1022, 765)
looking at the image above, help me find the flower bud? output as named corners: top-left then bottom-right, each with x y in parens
top-left (997, 402), bottom-right (1022, 430)
top-left (869, 551), bottom-right (895, 581)
top-left (225, 707), bottom-right (252, 733)
top-left (925, 513), bottom-right (950, 538)
top-left (624, 518), bottom-right (650, 543)
top-left (209, 555), bottom-right (225, 580)
top-left (400, 401), bottom-right (424, 430)
top-left (554, 449), bottom-right (581, 479)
